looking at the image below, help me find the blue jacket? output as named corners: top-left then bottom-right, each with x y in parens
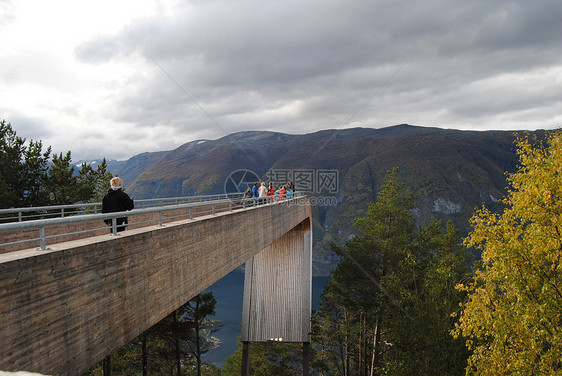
top-left (252, 185), bottom-right (259, 197)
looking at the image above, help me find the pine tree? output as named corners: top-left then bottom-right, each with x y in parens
top-left (313, 168), bottom-right (469, 375)
top-left (0, 119), bottom-right (51, 208)
top-left (45, 151), bottom-right (79, 205)
top-left (1, 119), bottom-right (114, 209)
top-left (183, 292), bottom-right (217, 376)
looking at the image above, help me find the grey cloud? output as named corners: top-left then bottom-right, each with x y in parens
top-left (75, 35), bottom-right (129, 63)
top-left (71, 0), bottom-right (562, 157)
top-left (8, 112), bottom-right (54, 142)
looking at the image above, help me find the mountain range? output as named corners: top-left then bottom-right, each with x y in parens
top-left (98, 124), bottom-right (534, 275)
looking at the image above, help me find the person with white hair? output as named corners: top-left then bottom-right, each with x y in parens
top-left (258, 181), bottom-right (268, 204)
top-left (102, 176), bottom-right (134, 233)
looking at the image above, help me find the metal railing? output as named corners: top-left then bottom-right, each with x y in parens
top-left (0, 192), bottom-right (305, 251)
top-left (0, 193), bottom-right (251, 223)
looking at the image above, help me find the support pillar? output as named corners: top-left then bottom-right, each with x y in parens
top-left (240, 217), bottom-right (312, 372)
top-left (302, 342), bottom-right (311, 376)
top-left (241, 219), bottom-right (311, 343)
top-left (102, 355), bottom-right (111, 376)
top-left (241, 341), bottom-right (250, 376)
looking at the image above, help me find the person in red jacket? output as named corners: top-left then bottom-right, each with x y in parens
top-left (102, 177), bottom-right (134, 233)
top-left (278, 184), bottom-right (287, 200)
top-left (267, 181), bottom-right (275, 202)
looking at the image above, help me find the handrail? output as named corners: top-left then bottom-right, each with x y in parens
top-left (0, 192), bottom-right (305, 251)
top-left (0, 193), bottom-right (247, 223)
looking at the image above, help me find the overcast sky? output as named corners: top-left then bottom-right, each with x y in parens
top-left (1, 0), bottom-right (561, 161)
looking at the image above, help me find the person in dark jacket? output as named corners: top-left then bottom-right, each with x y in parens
top-left (102, 177), bottom-right (134, 233)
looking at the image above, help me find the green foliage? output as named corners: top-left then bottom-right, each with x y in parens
top-left (381, 220), bottom-right (470, 374)
top-left (183, 292), bottom-right (218, 376)
top-left (222, 337), bottom-right (302, 376)
top-left (83, 293), bottom-right (219, 376)
top-left (45, 151), bottom-right (81, 205)
top-left (312, 168), bottom-right (470, 375)
top-left (0, 119), bottom-right (114, 209)
top-left (82, 334), bottom-right (177, 376)
top-left (454, 131), bottom-right (562, 375)
top-left (0, 119), bottom-right (51, 208)
top-left (45, 152), bottom-right (114, 205)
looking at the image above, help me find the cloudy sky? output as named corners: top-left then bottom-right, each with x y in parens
top-left (1, 0), bottom-right (561, 161)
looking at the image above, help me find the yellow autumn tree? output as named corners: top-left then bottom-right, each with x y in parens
top-left (454, 130), bottom-right (562, 375)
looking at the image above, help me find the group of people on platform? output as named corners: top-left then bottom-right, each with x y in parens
top-left (100, 176), bottom-right (297, 235)
top-left (245, 181), bottom-right (294, 203)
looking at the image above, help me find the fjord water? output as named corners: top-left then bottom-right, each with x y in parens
top-left (201, 270), bottom-right (330, 367)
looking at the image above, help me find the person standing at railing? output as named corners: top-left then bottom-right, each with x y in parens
top-left (251, 182), bottom-right (259, 206)
top-left (102, 177), bottom-right (134, 233)
top-left (258, 181), bottom-right (267, 204)
top-left (278, 184), bottom-right (287, 200)
top-left (244, 187), bottom-right (253, 199)
top-left (286, 183), bottom-right (294, 199)
top-left (252, 182), bottom-right (259, 199)
top-left (267, 181), bottom-right (275, 202)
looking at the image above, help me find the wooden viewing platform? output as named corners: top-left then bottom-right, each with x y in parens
top-left (0, 196), bottom-right (312, 375)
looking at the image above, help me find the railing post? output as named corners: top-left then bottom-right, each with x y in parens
top-left (111, 218), bottom-right (118, 235)
top-left (39, 227), bottom-right (47, 250)
top-left (2, 193), bottom-right (280, 250)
